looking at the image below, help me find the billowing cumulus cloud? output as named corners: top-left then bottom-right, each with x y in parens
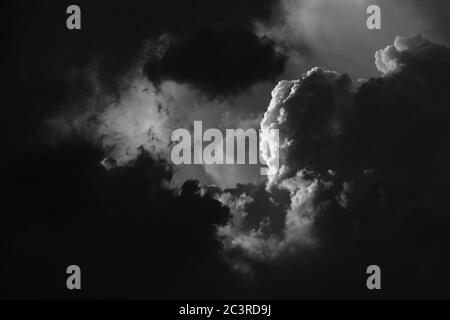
top-left (375, 34), bottom-right (450, 74)
top-left (260, 68), bottom-right (356, 186)
top-left (217, 35), bottom-right (450, 288)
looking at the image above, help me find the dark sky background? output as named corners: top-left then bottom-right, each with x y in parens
top-left (1, 0), bottom-right (450, 299)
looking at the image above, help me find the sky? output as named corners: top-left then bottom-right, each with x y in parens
top-left (2, 0), bottom-right (450, 299)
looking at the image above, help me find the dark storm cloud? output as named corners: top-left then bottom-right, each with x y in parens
top-left (222, 183), bottom-right (290, 237)
top-left (2, 140), bottom-right (234, 299)
top-left (407, 0), bottom-right (450, 43)
top-left (2, 0), bottom-right (279, 81)
top-left (144, 25), bottom-right (287, 97)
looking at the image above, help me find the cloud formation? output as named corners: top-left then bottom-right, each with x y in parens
top-left (217, 35), bottom-right (450, 294)
top-left (46, 37), bottom-right (278, 188)
top-left (47, 64), bottom-right (173, 166)
top-left (4, 0), bottom-right (450, 299)
top-left (3, 141), bottom-right (235, 298)
top-left (144, 25), bottom-right (287, 97)
top-left (35, 32), bottom-right (450, 297)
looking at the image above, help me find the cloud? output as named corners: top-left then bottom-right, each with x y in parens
top-left (46, 45), bottom-right (276, 188)
top-left (216, 35), bottom-right (450, 296)
top-left (3, 0), bottom-right (282, 177)
top-left (46, 61), bottom-right (173, 166)
top-left (39, 33), bottom-right (450, 297)
top-left (375, 34), bottom-right (448, 74)
top-left (256, 0), bottom-right (450, 79)
top-left (3, 139), bottom-right (236, 298)
top-left (5, 0), bottom-right (450, 298)
top-left (144, 24), bottom-right (287, 97)
top-left (260, 68), bottom-right (355, 186)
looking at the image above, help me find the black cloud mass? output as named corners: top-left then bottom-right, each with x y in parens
top-left (2, 141), bottom-right (233, 299)
top-left (1, 0), bottom-right (450, 300)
